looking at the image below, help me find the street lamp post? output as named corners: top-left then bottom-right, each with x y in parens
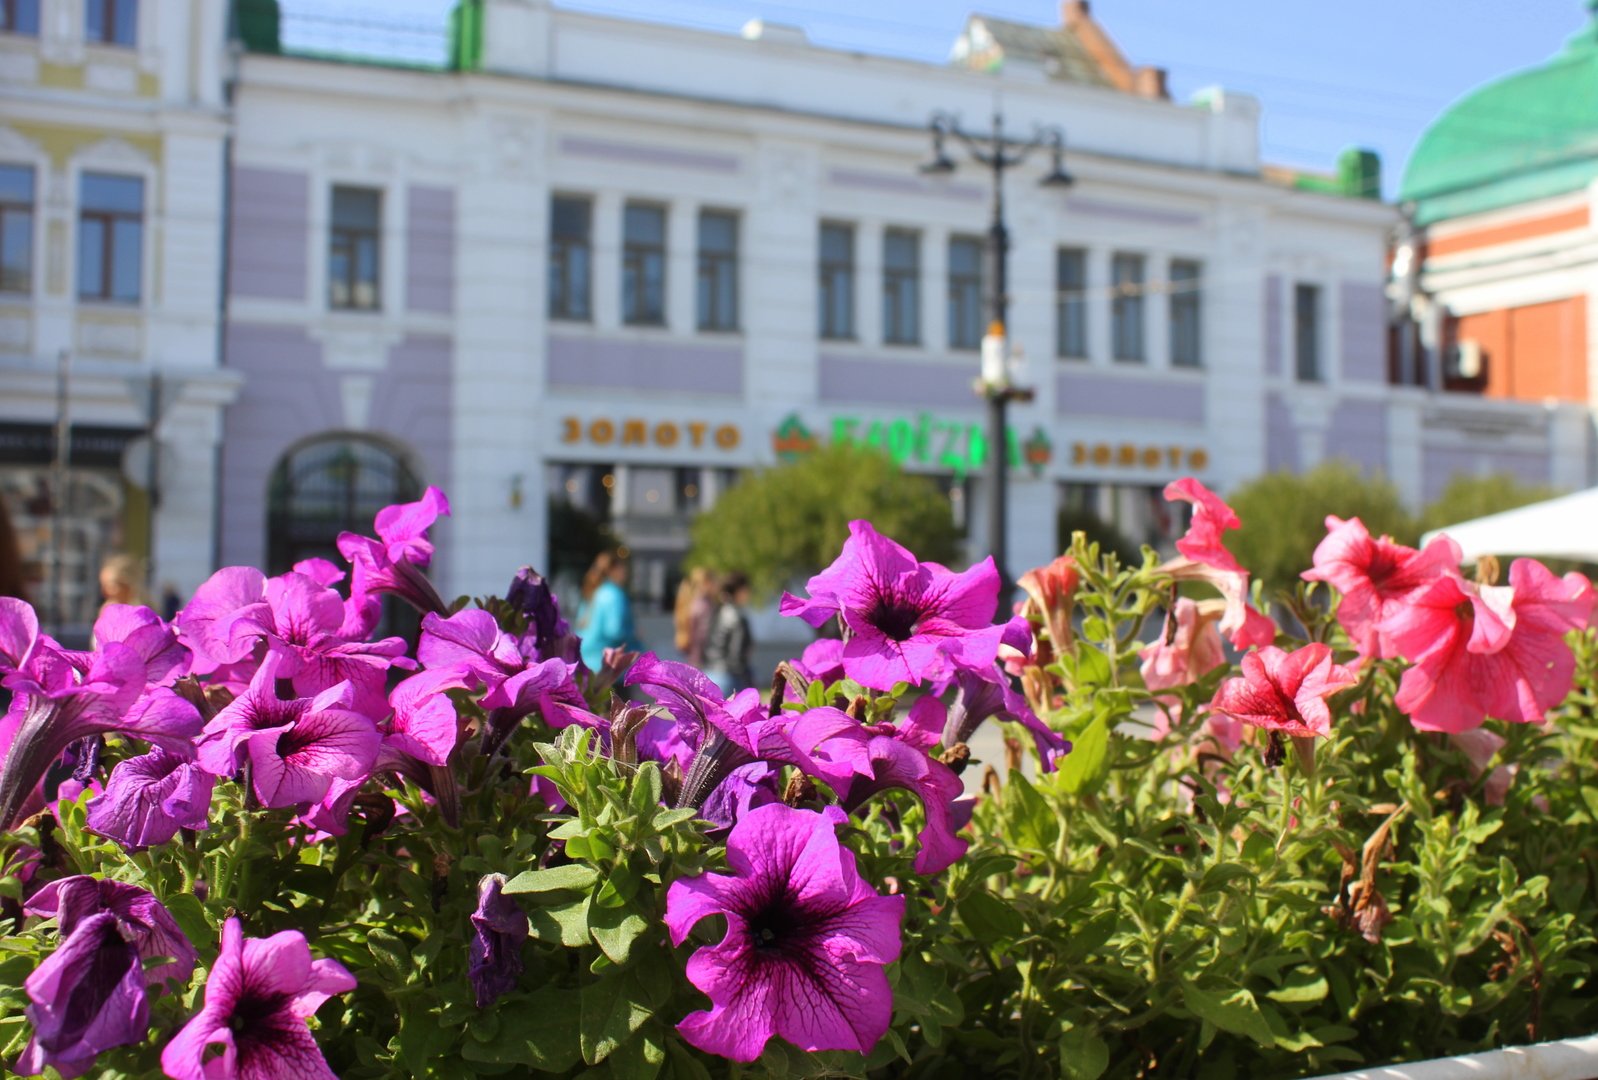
top-left (921, 110), bottom-right (1072, 610)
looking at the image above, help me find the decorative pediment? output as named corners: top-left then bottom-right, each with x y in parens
top-left (75, 136), bottom-right (155, 170)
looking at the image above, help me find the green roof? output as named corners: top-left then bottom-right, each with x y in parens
top-left (1401, 3), bottom-right (1598, 225)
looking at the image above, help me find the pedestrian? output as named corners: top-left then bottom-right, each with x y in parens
top-left (576, 550), bottom-right (642, 672)
top-left (673, 566), bottom-right (718, 666)
top-left (98, 554), bottom-right (147, 610)
top-left (0, 495), bottom-right (27, 602)
top-left (703, 571), bottom-right (754, 696)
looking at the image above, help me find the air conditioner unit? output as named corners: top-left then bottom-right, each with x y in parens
top-left (1450, 339), bottom-right (1483, 379)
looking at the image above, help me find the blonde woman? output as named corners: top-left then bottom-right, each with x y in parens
top-left (673, 567), bottom-right (718, 666)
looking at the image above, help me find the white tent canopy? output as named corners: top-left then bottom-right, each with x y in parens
top-left (1421, 486), bottom-right (1598, 564)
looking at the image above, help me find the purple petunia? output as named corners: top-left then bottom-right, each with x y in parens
top-left (86, 749), bottom-right (215, 850)
top-left (780, 521), bottom-right (1028, 691)
top-left (468, 874), bottom-right (528, 1008)
top-left (665, 803), bottom-right (904, 1062)
top-left (938, 664), bottom-right (1070, 771)
top-left (337, 486), bottom-right (452, 617)
top-left (160, 917), bottom-right (355, 1080)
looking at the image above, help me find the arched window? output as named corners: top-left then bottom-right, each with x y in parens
top-left (266, 436), bottom-right (420, 574)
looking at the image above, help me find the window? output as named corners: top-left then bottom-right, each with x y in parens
top-left (328, 186), bottom-right (381, 310)
top-left (1295, 283), bottom-right (1322, 382)
top-left (947, 236), bottom-right (984, 350)
top-left (77, 172), bottom-right (142, 303)
top-left (883, 228), bottom-right (920, 345)
top-left (1056, 248), bottom-right (1087, 359)
top-left (1111, 253), bottom-right (1145, 362)
top-left (85, 0), bottom-right (135, 45)
top-left (622, 203), bottom-right (666, 326)
top-left (548, 195), bottom-right (591, 321)
top-left (1169, 259), bottom-right (1202, 368)
top-left (697, 210), bottom-right (738, 331)
top-left (2, 0), bottom-right (40, 34)
top-left (0, 165), bottom-right (33, 294)
top-left (818, 222), bottom-right (854, 339)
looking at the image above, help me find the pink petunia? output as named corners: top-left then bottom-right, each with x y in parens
top-left (1161, 479), bottom-right (1275, 650)
top-left (1209, 643), bottom-right (1357, 739)
top-left (1139, 598), bottom-right (1227, 692)
top-left (1301, 516), bottom-right (1461, 658)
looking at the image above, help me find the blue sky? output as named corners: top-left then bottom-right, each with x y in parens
top-left (281, 0), bottom-right (1591, 198)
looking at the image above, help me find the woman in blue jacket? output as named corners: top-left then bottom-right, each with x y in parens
top-left (577, 550), bottom-right (643, 671)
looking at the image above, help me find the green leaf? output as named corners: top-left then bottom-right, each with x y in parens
top-left (652, 808), bottom-right (699, 830)
top-left (580, 965), bottom-right (656, 1064)
top-left (161, 892), bottom-right (212, 948)
top-left (1182, 982), bottom-right (1275, 1046)
top-left (504, 864), bottom-right (600, 895)
top-left (590, 903), bottom-right (651, 964)
top-left (461, 987), bottom-right (583, 1071)
top-left (1004, 769), bottom-right (1059, 852)
top-left (959, 890), bottom-right (1025, 945)
top-left (366, 928), bottom-right (411, 983)
top-left (1057, 1024), bottom-right (1110, 1080)
top-left (1059, 714), bottom-right (1109, 795)
top-left (526, 897), bottom-right (592, 948)
top-left (606, 1019), bottom-right (666, 1079)
top-left (630, 763), bottom-right (664, 818)
top-left (1266, 971), bottom-right (1328, 1004)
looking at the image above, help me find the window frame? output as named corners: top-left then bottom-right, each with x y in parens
top-left (1110, 252), bottom-right (1146, 363)
top-left (548, 194), bottom-right (593, 322)
top-left (622, 201), bottom-right (667, 327)
top-left (76, 171), bottom-right (143, 304)
top-left (1169, 258), bottom-right (1203, 369)
top-left (327, 185), bottom-right (382, 312)
top-left (0, 163), bottom-right (34, 295)
top-left (1055, 247), bottom-right (1088, 360)
top-left (882, 227), bottom-right (921, 346)
top-left (818, 221), bottom-right (855, 340)
top-left (84, 0), bottom-right (136, 45)
top-left (947, 234), bottom-right (984, 351)
top-left (1294, 282), bottom-right (1323, 383)
top-left (1, 0), bottom-right (40, 35)
top-left (696, 208), bottom-right (739, 332)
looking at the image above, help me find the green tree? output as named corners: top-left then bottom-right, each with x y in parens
top-left (1228, 461), bottom-right (1417, 592)
top-left (686, 443), bottom-right (963, 597)
top-left (1420, 472), bottom-right (1558, 535)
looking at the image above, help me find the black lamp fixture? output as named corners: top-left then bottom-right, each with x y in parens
top-left (1039, 129), bottom-right (1075, 188)
top-left (920, 115), bottom-right (957, 175)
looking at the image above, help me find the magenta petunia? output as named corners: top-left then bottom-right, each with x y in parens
top-left (337, 486), bottom-right (452, 617)
top-left (665, 804), bottom-right (904, 1062)
top-left (0, 595), bottom-right (40, 675)
top-left (160, 917), bottom-right (355, 1080)
top-left (780, 520), bottom-right (1026, 691)
top-left (196, 652), bottom-right (381, 810)
top-left (86, 749), bottom-right (215, 849)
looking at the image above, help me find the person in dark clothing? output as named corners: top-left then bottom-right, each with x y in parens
top-left (703, 572), bottom-right (754, 695)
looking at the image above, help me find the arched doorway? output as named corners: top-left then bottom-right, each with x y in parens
top-left (266, 435), bottom-right (421, 575)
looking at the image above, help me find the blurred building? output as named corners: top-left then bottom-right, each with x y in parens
top-left (5, 0), bottom-right (1592, 620)
top-left (1395, 5), bottom-right (1598, 418)
top-left (0, 0), bottom-right (238, 636)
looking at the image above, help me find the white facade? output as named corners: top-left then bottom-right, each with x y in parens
top-left (0, 0), bottom-right (239, 635)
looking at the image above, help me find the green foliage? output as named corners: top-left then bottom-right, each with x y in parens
top-left (1228, 461), bottom-right (1417, 591)
top-left (1057, 505), bottom-right (1141, 569)
top-left (686, 443), bottom-right (963, 597)
top-left (1419, 473), bottom-right (1558, 536)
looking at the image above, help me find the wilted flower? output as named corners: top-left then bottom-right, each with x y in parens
top-left (1302, 516), bottom-right (1461, 658)
top-left (1017, 554), bottom-right (1079, 652)
top-left (1209, 643), bottom-right (1357, 739)
top-left (506, 566), bottom-right (581, 665)
top-left (665, 804), bottom-right (904, 1061)
top-left (780, 520), bottom-right (1026, 691)
top-left (469, 874), bottom-right (528, 1008)
top-left (1139, 598), bottom-right (1226, 691)
top-left (160, 918), bottom-right (355, 1080)
top-left (939, 664), bottom-right (1069, 770)
top-left (86, 749), bottom-right (215, 849)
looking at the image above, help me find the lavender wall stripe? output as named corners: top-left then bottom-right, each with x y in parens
top-left (1265, 393), bottom-right (1297, 473)
top-left (825, 168), bottom-right (985, 203)
top-left (548, 337), bottom-right (744, 396)
top-left (1264, 274), bottom-right (1282, 378)
top-left (406, 185), bottom-right (455, 315)
top-left (1340, 281), bottom-right (1387, 383)
top-left (818, 353), bottom-right (980, 408)
top-left (229, 166), bottom-right (308, 301)
top-left (1065, 197), bottom-right (1203, 228)
top-left (558, 136), bottom-right (740, 174)
top-left (1325, 399), bottom-right (1388, 474)
top-left (219, 324), bottom-right (454, 569)
top-left (1054, 371), bottom-right (1205, 424)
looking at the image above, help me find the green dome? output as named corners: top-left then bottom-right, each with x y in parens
top-left (1401, 5), bottom-right (1598, 225)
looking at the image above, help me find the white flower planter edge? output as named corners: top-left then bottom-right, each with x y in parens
top-left (1305, 1033), bottom-right (1598, 1080)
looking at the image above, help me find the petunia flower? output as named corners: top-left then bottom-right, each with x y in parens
top-left (1382, 559), bottom-right (1594, 733)
top-left (0, 596), bottom-right (39, 675)
top-left (17, 878), bottom-right (197, 1079)
top-left (1017, 554), bottom-right (1080, 652)
top-left (506, 566), bottom-right (582, 665)
top-left (780, 520), bottom-right (1027, 691)
top-left (196, 653), bottom-right (381, 810)
top-left (1209, 643), bottom-right (1358, 739)
top-left (160, 918), bottom-right (355, 1080)
top-left (1161, 479), bottom-right (1276, 650)
top-left (86, 749), bottom-right (215, 849)
top-left (791, 638), bottom-right (845, 685)
top-left (338, 486), bottom-right (451, 617)
top-left (938, 664), bottom-right (1069, 770)
top-left (664, 803), bottom-right (904, 1062)
top-left (1301, 516), bottom-right (1461, 658)
top-left (1139, 598), bottom-right (1227, 692)
top-left (0, 642), bottom-right (201, 831)
top-left (468, 874), bottom-right (528, 1008)
top-left (77, 604), bottom-right (190, 686)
